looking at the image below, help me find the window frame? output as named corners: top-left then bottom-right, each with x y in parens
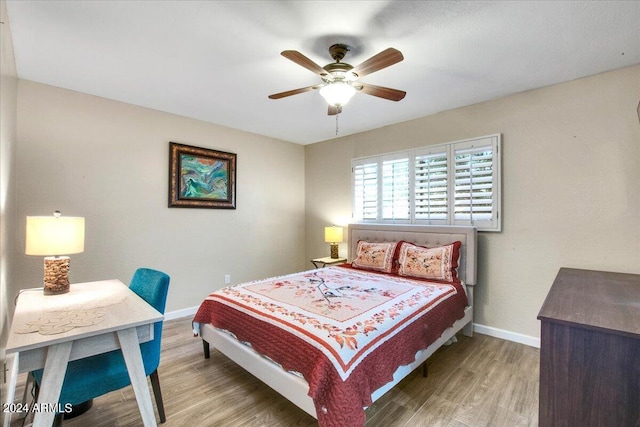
top-left (351, 134), bottom-right (502, 232)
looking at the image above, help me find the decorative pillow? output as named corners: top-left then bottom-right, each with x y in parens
top-left (397, 241), bottom-right (462, 282)
top-left (351, 241), bottom-right (399, 274)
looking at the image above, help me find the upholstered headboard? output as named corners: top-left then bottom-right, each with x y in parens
top-left (347, 224), bottom-right (478, 287)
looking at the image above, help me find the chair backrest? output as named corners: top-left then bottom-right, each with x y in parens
top-left (129, 268), bottom-right (170, 374)
top-left (130, 268), bottom-right (170, 313)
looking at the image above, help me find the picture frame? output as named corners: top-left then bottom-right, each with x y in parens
top-left (169, 142), bottom-right (237, 209)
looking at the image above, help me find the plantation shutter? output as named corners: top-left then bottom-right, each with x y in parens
top-left (414, 149), bottom-right (448, 224)
top-left (352, 159), bottom-right (379, 221)
top-left (453, 136), bottom-right (499, 230)
top-left (351, 134), bottom-right (501, 231)
top-left (381, 155), bottom-right (410, 221)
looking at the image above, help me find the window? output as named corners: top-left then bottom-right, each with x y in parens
top-left (382, 155), bottom-right (410, 221)
top-left (352, 134), bottom-right (501, 231)
top-left (414, 148), bottom-right (448, 224)
top-left (353, 160), bottom-right (378, 221)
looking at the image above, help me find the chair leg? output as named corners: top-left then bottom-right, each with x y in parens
top-left (32, 376), bottom-right (40, 401)
top-left (22, 373), bottom-right (35, 406)
top-left (53, 412), bottom-right (64, 427)
top-left (149, 370), bottom-right (166, 423)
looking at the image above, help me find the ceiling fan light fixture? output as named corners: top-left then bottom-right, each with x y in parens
top-left (319, 81), bottom-right (356, 107)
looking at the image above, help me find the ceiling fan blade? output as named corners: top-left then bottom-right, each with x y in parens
top-left (328, 105), bottom-right (342, 116)
top-left (358, 83), bottom-right (406, 101)
top-left (268, 85), bottom-right (319, 100)
top-left (281, 50), bottom-right (329, 77)
top-left (351, 48), bottom-right (404, 78)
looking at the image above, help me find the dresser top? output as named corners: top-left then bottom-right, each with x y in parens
top-left (538, 268), bottom-right (640, 338)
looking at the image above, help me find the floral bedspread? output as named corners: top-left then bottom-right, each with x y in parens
top-left (193, 266), bottom-right (467, 427)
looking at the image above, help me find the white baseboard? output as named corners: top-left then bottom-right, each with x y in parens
top-left (473, 323), bottom-right (540, 348)
top-left (164, 305), bottom-right (198, 321)
top-left (164, 307), bottom-right (541, 348)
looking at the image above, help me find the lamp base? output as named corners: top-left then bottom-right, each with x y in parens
top-left (330, 243), bottom-right (339, 259)
top-left (43, 256), bottom-right (71, 295)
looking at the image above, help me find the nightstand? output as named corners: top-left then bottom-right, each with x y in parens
top-left (311, 257), bottom-right (347, 269)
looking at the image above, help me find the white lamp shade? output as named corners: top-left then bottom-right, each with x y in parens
top-left (324, 226), bottom-right (344, 244)
top-left (319, 82), bottom-right (356, 107)
top-left (26, 216), bottom-right (85, 256)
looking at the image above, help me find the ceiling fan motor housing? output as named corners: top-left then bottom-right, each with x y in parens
top-left (323, 44), bottom-right (357, 82)
top-left (322, 63), bottom-right (356, 83)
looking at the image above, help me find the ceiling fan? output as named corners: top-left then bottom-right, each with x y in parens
top-left (268, 44), bottom-right (406, 115)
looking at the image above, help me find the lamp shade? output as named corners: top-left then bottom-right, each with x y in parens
top-left (319, 82), bottom-right (356, 107)
top-left (26, 215), bottom-right (85, 256)
top-left (324, 226), bottom-right (344, 244)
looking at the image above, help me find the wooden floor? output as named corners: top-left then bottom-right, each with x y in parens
top-left (11, 317), bottom-right (539, 427)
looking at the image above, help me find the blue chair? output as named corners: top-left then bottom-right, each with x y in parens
top-left (31, 268), bottom-right (170, 424)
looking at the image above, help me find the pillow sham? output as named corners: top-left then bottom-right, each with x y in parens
top-left (397, 241), bottom-right (462, 282)
top-left (351, 241), bottom-right (399, 274)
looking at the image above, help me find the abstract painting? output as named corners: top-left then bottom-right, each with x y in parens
top-left (169, 142), bottom-right (236, 209)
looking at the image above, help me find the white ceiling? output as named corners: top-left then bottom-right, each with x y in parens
top-left (6, 1), bottom-right (640, 145)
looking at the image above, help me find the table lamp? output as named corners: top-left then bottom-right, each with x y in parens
top-left (25, 211), bottom-right (85, 295)
top-left (324, 226), bottom-right (343, 259)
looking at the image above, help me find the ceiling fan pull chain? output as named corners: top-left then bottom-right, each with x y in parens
top-left (335, 113), bottom-right (339, 135)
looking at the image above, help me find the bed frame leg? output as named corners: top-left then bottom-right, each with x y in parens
top-left (463, 321), bottom-right (473, 337)
top-left (464, 287), bottom-right (474, 338)
top-left (422, 362), bottom-right (428, 378)
top-left (202, 339), bottom-right (210, 359)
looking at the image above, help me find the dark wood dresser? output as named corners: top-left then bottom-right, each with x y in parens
top-left (537, 268), bottom-right (640, 426)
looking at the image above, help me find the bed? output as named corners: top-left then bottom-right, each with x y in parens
top-left (193, 223), bottom-right (477, 426)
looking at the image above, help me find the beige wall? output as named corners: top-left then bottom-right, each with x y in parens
top-left (4, 1), bottom-right (639, 347)
top-left (305, 64), bottom-right (640, 340)
top-left (14, 81), bottom-right (306, 312)
top-left (1, 0), bottom-right (19, 418)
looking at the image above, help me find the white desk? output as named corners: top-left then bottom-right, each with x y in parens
top-left (5, 279), bottom-right (163, 427)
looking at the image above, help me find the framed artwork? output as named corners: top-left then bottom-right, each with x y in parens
top-left (169, 142), bottom-right (237, 209)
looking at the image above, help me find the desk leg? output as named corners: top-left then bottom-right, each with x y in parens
top-left (32, 341), bottom-right (73, 427)
top-left (117, 328), bottom-right (157, 427)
